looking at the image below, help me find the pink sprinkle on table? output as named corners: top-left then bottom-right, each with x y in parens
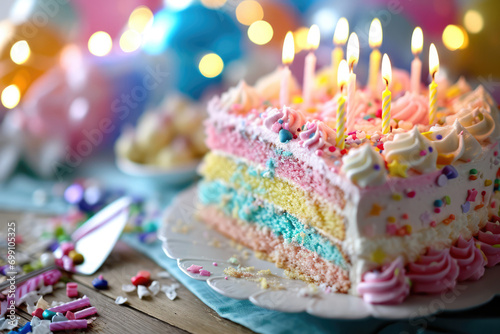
top-left (65, 311), bottom-right (75, 320)
top-left (187, 265), bottom-right (203, 274)
top-left (74, 306), bottom-right (97, 319)
top-left (212, 262), bottom-right (218, 266)
top-left (199, 269), bottom-right (211, 277)
top-left (49, 296), bottom-right (91, 313)
top-left (49, 319), bottom-right (87, 331)
top-left (66, 283), bottom-right (78, 298)
top-left (224, 277), bottom-right (228, 280)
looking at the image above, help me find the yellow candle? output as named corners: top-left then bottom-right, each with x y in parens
top-left (368, 18), bottom-right (383, 92)
top-left (381, 54), bottom-right (392, 134)
top-left (428, 43), bottom-right (439, 125)
top-left (336, 60), bottom-right (349, 149)
top-left (280, 31), bottom-right (295, 107)
top-left (331, 18), bottom-right (349, 94)
top-left (410, 27), bottom-right (423, 94)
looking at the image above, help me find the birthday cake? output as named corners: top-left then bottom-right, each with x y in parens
top-left (196, 28), bottom-right (500, 304)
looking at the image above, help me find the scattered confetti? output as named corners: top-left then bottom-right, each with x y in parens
top-left (122, 284), bottom-right (136, 293)
top-left (137, 285), bottom-right (151, 299)
top-left (149, 281), bottom-right (161, 296)
top-left (115, 296), bottom-right (128, 305)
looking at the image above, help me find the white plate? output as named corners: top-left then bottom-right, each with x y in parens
top-left (116, 157), bottom-right (200, 186)
top-left (159, 186), bottom-right (500, 319)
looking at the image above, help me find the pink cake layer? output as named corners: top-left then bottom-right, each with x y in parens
top-left (206, 124), bottom-right (346, 209)
top-left (199, 205), bottom-right (351, 293)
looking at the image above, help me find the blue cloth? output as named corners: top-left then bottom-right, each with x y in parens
top-left (1, 155), bottom-right (499, 334)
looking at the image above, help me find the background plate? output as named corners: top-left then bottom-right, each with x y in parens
top-left (158, 186), bottom-right (500, 319)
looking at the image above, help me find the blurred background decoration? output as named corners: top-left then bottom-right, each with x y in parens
top-left (0, 0), bottom-right (498, 182)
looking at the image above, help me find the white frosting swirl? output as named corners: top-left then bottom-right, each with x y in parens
top-left (263, 106), bottom-right (305, 134)
top-left (391, 92), bottom-right (428, 125)
top-left (453, 85), bottom-right (500, 140)
top-left (299, 120), bottom-right (336, 151)
top-left (255, 67), bottom-right (299, 102)
top-left (219, 80), bottom-right (260, 114)
top-left (455, 107), bottom-right (496, 142)
top-left (384, 126), bottom-right (437, 174)
top-left (341, 144), bottom-right (387, 187)
top-left (428, 120), bottom-right (480, 163)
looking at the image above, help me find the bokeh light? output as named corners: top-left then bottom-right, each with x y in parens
top-left (236, 0), bottom-right (264, 26)
top-left (165, 0), bottom-right (192, 11)
top-left (10, 40), bottom-right (30, 65)
top-left (88, 31), bottom-right (113, 57)
top-left (1, 85), bottom-right (21, 109)
top-left (294, 27), bottom-right (309, 53)
top-left (442, 24), bottom-right (468, 51)
top-left (120, 30), bottom-right (142, 52)
top-left (128, 6), bottom-right (154, 33)
top-left (247, 20), bottom-right (273, 45)
top-left (199, 53), bottom-right (224, 78)
top-left (464, 10), bottom-right (484, 34)
top-left (201, 0), bottom-right (226, 9)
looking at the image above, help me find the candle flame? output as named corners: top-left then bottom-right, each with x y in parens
top-left (381, 53), bottom-right (392, 85)
top-left (337, 59), bottom-right (349, 89)
top-left (307, 24), bottom-right (320, 50)
top-left (282, 31), bottom-right (295, 65)
top-left (429, 43), bottom-right (439, 77)
top-left (411, 27), bottom-right (423, 55)
top-left (368, 18), bottom-right (383, 48)
top-left (333, 17), bottom-right (349, 45)
top-left (346, 32), bottom-right (359, 69)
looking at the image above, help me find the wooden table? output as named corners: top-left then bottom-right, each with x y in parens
top-left (0, 211), bottom-right (254, 334)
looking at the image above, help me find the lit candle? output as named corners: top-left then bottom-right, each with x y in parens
top-left (428, 43), bottom-right (439, 125)
top-left (410, 27), bottom-right (423, 94)
top-left (381, 53), bottom-right (392, 134)
top-left (367, 18), bottom-right (383, 92)
top-left (303, 24), bottom-right (320, 109)
top-left (331, 18), bottom-right (349, 94)
top-left (280, 31), bottom-right (295, 107)
top-left (346, 32), bottom-right (359, 132)
top-left (336, 60), bottom-right (349, 149)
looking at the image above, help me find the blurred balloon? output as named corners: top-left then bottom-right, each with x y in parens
top-left (73, 0), bottom-right (162, 44)
top-left (9, 0), bottom-right (79, 41)
top-left (20, 45), bottom-right (112, 152)
top-left (0, 20), bottom-right (65, 109)
top-left (142, 4), bottom-right (243, 98)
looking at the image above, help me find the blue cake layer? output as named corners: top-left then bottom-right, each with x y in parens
top-left (199, 180), bottom-right (348, 269)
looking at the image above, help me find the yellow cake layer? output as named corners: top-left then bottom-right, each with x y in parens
top-left (200, 152), bottom-right (346, 240)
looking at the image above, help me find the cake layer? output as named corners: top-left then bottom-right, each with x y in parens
top-left (200, 151), bottom-right (346, 240)
top-left (198, 180), bottom-right (348, 269)
top-left (206, 123), bottom-right (347, 209)
top-left (198, 205), bottom-right (351, 293)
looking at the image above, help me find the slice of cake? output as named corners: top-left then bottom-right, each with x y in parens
top-left (197, 69), bottom-right (500, 303)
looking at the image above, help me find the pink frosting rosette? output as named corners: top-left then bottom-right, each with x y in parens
top-left (391, 92), bottom-right (429, 125)
top-left (450, 236), bottom-right (486, 281)
top-left (299, 120), bottom-right (336, 151)
top-left (263, 106), bottom-right (305, 134)
top-left (357, 257), bottom-right (410, 304)
top-left (475, 216), bottom-right (500, 267)
top-left (406, 248), bottom-right (459, 294)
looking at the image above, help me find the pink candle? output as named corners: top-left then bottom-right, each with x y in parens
top-left (75, 306), bottom-right (98, 319)
top-left (280, 31), bottom-right (295, 107)
top-left (410, 27), bottom-right (423, 94)
top-left (49, 320), bottom-right (88, 331)
top-left (49, 296), bottom-right (91, 313)
top-left (303, 25), bottom-right (320, 109)
top-left (346, 33), bottom-right (359, 132)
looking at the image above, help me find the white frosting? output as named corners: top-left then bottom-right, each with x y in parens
top-left (341, 144), bottom-right (387, 187)
top-left (300, 120), bottom-right (336, 151)
top-left (263, 106), bottom-right (305, 134)
top-left (254, 67), bottom-right (299, 102)
top-left (383, 126), bottom-right (438, 174)
top-left (454, 85), bottom-right (500, 140)
top-left (429, 119), bottom-right (481, 163)
top-left (219, 80), bottom-right (261, 114)
top-left (456, 107), bottom-right (496, 142)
